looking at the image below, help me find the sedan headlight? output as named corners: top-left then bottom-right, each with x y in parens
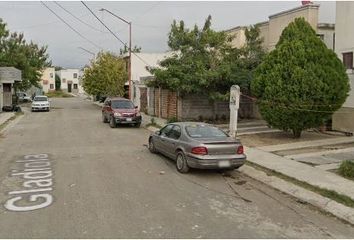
top-left (114, 112), bottom-right (122, 117)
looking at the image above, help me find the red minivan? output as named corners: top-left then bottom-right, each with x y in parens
top-left (102, 97), bottom-right (142, 128)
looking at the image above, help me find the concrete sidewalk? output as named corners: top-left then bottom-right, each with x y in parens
top-left (0, 112), bottom-right (15, 127)
top-left (245, 146), bottom-right (354, 201)
top-left (259, 136), bottom-right (354, 152)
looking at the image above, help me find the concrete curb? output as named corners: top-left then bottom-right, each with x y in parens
top-left (240, 165), bottom-right (354, 225)
top-left (0, 113), bottom-right (24, 135)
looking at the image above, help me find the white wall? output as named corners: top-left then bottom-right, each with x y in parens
top-left (130, 52), bottom-right (172, 107)
top-left (56, 69), bottom-right (80, 93)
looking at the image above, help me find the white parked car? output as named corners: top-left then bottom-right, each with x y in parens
top-left (31, 95), bottom-right (50, 112)
top-left (17, 92), bottom-right (32, 102)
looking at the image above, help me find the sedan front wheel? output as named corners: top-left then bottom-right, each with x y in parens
top-left (109, 116), bottom-right (116, 128)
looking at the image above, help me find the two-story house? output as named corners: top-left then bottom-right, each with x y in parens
top-left (332, 1), bottom-right (354, 134)
top-left (39, 67), bottom-right (56, 93)
top-left (55, 69), bottom-right (80, 94)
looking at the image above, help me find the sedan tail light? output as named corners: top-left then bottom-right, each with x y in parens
top-left (191, 147), bottom-right (208, 155)
top-left (237, 146), bottom-right (244, 154)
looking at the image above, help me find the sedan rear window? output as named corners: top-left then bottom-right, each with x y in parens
top-left (34, 97), bottom-right (48, 101)
top-left (185, 125), bottom-right (228, 138)
top-left (111, 100), bottom-right (134, 109)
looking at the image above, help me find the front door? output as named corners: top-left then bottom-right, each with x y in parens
top-left (3, 83), bottom-right (12, 106)
top-left (68, 83), bottom-right (72, 93)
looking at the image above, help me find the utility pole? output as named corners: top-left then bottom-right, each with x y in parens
top-left (229, 85), bottom-right (240, 138)
top-left (99, 8), bottom-right (132, 100)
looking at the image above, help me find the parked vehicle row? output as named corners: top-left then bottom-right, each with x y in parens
top-left (100, 96), bottom-right (246, 173)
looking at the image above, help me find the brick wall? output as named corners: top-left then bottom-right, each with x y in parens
top-left (179, 94), bottom-right (230, 121)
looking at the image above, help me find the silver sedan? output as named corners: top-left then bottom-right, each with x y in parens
top-left (148, 122), bottom-right (246, 173)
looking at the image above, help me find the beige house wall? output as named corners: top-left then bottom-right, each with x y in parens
top-left (227, 4), bottom-right (331, 52)
top-left (267, 4), bottom-right (319, 50)
top-left (317, 24), bottom-right (335, 50)
top-left (227, 27), bottom-right (247, 49)
top-left (332, 1), bottom-right (354, 133)
top-left (257, 21), bottom-right (269, 51)
top-left (40, 67), bottom-right (56, 93)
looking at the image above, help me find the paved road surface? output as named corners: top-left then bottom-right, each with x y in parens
top-left (0, 97), bottom-right (354, 238)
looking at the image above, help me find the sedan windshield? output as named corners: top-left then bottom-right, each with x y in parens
top-left (34, 97), bottom-right (48, 102)
top-left (185, 125), bottom-right (228, 138)
top-left (112, 100), bottom-right (134, 109)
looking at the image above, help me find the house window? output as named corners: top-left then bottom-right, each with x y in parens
top-left (50, 84), bottom-right (54, 89)
top-left (317, 34), bottom-right (324, 41)
top-left (343, 52), bottom-right (353, 69)
top-left (50, 73), bottom-right (53, 78)
top-left (73, 73), bottom-right (78, 78)
top-left (73, 84), bottom-right (78, 89)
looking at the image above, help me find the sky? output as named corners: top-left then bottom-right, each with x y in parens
top-left (0, 1), bottom-right (336, 68)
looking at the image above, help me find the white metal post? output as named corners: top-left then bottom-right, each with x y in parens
top-left (229, 85), bottom-right (240, 138)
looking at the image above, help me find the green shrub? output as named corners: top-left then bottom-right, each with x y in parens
top-left (338, 160), bottom-right (354, 180)
top-left (45, 91), bottom-right (73, 98)
top-left (150, 117), bottom-right (156, 125)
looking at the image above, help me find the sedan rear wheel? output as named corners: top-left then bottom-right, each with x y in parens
top-left (176, 151), bottom-right (190, 173)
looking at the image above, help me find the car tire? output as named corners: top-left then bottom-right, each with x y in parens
top-left (176, 151), bottom-right (190, 173)
top-left (148, 138), bottom-right (158, 153)
top-left (109, 116), bottom-right (116, 128)
top-left (102, 113), bottom-right (108, 123)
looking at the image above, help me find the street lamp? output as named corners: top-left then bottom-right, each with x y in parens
top-left (99, 8), bottom-right (132, 100)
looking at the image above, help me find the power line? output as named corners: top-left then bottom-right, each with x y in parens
top-left (54, 1), bottom-right (106, 33)
top-left (132, 2), bottom-right (162, 22)
top-left (80, 1), bottom-right (152, 67)
top-left (40, 1), bottom-right (102, 50)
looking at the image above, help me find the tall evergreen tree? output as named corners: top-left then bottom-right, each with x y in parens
top-left (251, 18), bottom-right (350, 138)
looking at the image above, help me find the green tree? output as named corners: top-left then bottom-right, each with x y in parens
top-left (147, 16), bottom-right (265, 103)
top-left (0, 19), bottom-right (51, 91)
top-left (82, 51), bottom-right (127, 97)
top-left (119, 45), bottom-right (141, 55)
top-left (55, 73), bottom-right (61, 91)
top-left (251, 18), bottom-right (350, 138)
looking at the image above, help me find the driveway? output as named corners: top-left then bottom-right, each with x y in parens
top-left (0, 97), bottom-right (353, 238)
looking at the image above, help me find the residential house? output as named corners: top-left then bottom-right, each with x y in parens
top-left (226, 3), bottom-right (335, 51)
top-left (55, 69), bottom-right (81, 94)
top-left (0, 67), bottom-right (22, 112)
top-left (332, 1), bottom-right (354, 134)
top-left (39, 67), bottom-right (56, 93)
top-left (225, 3), bottom-right (335, 119)
top-left (126, 52), bottom-right (172, 109)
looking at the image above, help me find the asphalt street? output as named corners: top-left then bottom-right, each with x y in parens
top-left (0, 97), bottom-right (354, 238)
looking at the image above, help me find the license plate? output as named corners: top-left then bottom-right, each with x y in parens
top-left (126, 118), bottom-right (132, 122)
top-left (218, 160), bottom-right (231, 168)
